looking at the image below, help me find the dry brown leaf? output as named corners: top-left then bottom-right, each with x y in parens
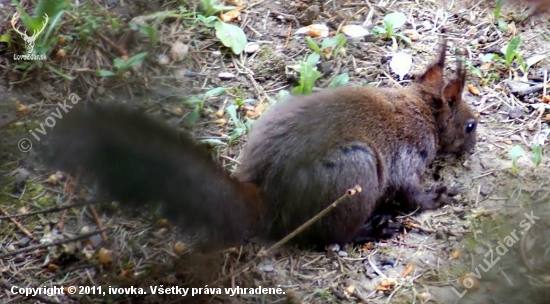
top-left (376, 278), bottom-right (397, 291)
top-left (403, 29), bottom-right (420, 41)
top-left (480, 62), bottom-right (492, 71)
top-left (157, 218), bottom-right (169, 228)
top-left (344, 284), bottom-right (355, 297)
top-left (220, 9), bottom-right (242, 22)
top-left (467, 84), bottom-right (480, 96)
top-left (459, 274), bottom-right (480, 291)
top-left (450, 249), bottom-right (462, 259)
top-left (15, 102), bottom-right (30, 115)
top-left (170, 41), bottom-right (189, 62)
top-left (401, 263), bottom-right (415, 278)
top-left (296, 24), bottom-right (329, 38)
top-left (47, 174), bottom-right (58, 185)
top-left (216, 118), bottom-right (228, 126)
top-left (98, 248), bottom-right (113, 265)
top-left (172, 106), bottom-right (183, 115)
top-left (122, 269), bottom-right (134, 278)
top-left (173, 241), bottom-right (186, 254)
top-left (56, 49), bottom-right (67, 58)
top-left (47, 263), bottom-right (58, 272)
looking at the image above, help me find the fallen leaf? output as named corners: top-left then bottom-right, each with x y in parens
top-left (459, 274), bottom-right (479, 291)
top-left (220, 8), bottom-right (242, 22)
top-left (467, 84), bottom-right (480, 95)
top-left (170, 41), bottom-right (189, 62)
top-left (173, 241), bottom-right (186, 254)
top-left (296, 24), bottom-right (329, 38)
top-left (15, 102), bottom-right (30, 115)
top-left (341, 25), bottom-right (369, 38)
top-left (390, 52), bottom-right (413, 81)
top-left (98, 248), bottom-right (113, 265)
top-left (344, 284), bottom-right (355, 297)
top-left (451, 249), bottom-right (463, 259)
top-left (401, 263), bottom-right (415, 278)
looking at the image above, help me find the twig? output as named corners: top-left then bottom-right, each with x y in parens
top-left (0, 202), bottom-right (91, 220)
top-left (57, 174), bottom-right (79, 230)
top-left (210, 185), bottom-right (362, 287)
top-left (88, 205), bottom-right (108, 242)
top-left (0, 206), bottom-right (34, 239)
top-left (0, 229), bottom-right (106, 260)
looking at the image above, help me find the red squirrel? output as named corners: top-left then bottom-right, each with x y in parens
top-left (45, 40), bottom-right (477, 249)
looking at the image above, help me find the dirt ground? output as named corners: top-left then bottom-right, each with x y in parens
top-left (1, 0), bottom-right (550, 303)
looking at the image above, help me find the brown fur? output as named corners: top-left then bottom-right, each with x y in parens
top-left (237, 40), bottom-right (477, 246)
top-left (45, 40), bottom-right (477, 249)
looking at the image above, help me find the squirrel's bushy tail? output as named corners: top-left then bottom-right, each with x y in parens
top-left (44, 103), bottom-right (258, 248)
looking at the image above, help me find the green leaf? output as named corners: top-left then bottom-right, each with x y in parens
top-left (384, 12), bottom-right (406, 29)
top-left (482, 53), bottom-right (499, 63)
top-left (215, 20), bottom-right (247, 55)
top-left (504, 36), bottom-right (521, 66)
top-left (328, 73), bottom-right (349, 88)
top-left (226, 104), bottom-right (240, 125)
top-left (305, 36), bottom-right (321, 53)
top-left (199, 138), bottom-right (226, 146)
top-left (497, 19), bottom-right (508, 31)
top-left (0, 31), bottom-right (11, 48)
top-left (97, 70), bottom-right (116, 77)
top-left (184, 107), bottom-right (201, 126)
top-left (306, 53), bottom-right (320, 66)
top-left (531, 145), bottom-right (542, 167)
top-left (113, 52), bottom-right (148, 71)
top-left (372, 26), bottom-right (385, 35)
top-left (34, 0), bottom-right (69, 21)
top-left (510, 145), bottom-right (526, 160)
top-left (197, 14), bottom-right (218, 27)
top-left (183, 96), bottom-right (204, 105)
top-left (204, 87), bottom-right (226, 98)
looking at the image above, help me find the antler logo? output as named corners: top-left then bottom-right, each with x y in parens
top-left (11, 12), bottom-right (49, 54)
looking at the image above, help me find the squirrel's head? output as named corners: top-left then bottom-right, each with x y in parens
top-left (415, 39), bottom-right (478, 155)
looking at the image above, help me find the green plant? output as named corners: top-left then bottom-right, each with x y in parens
top-left (182, 87), bottom-right (226, 127)
top-left (303, 34), bottom-right (349, 89)
top-left (328, 73), bottom-right (349, 88)
top-left (226, 103), bottom-right (254, 144)
top-left (12, 0), bottom-right (69, 55)
top-left (482, 36), bottom-right (527, 73)
top-left (196, 17), bottom-right (247, 55)
top-left (199, 0), bottom-right (235, 17)
top-left (97, 52), bottom-right (148, 77)
top-left (493, 0), bottom-right (509, 31)
top-left (509, 144), bottom-right (543, 174)
top-left (292, 53), bottom-right (322, 95)
top-left (531, 144), bottom-right (543, 167)
top-left (372, 12), bottom-right (411, 45)
top-left (305, 33), bottom-right (347, 59)
top-left (510, 145), bottom-right (525, 174)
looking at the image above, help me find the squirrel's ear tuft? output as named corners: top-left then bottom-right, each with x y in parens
top-left (418, 39), bottom-right (447, 90)
top-left (443, 52), bottom-right (467, 108)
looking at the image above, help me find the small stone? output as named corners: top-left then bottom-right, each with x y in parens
top-left (338, 251), bottom-right (348, 257)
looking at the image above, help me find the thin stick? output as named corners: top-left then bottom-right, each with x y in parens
top-left (210, 185), bottom-right (362, 287)
top-left (0, 206), bottom-right (34, 239)
top-left (0, 229), bottom-right (105, 260)
top-left (0, 201), bottom-right (91, 220)
top-left (88, 205), bottom-right (108, 242)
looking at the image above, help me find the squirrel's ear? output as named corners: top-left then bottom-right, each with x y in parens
top-left (418, 39), bottom-right (447, 89)
top-left (443, 57), bottom-right (466, 108)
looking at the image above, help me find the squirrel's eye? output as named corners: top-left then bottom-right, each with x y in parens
top-left (465, 121), bottom-right (476, 133)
